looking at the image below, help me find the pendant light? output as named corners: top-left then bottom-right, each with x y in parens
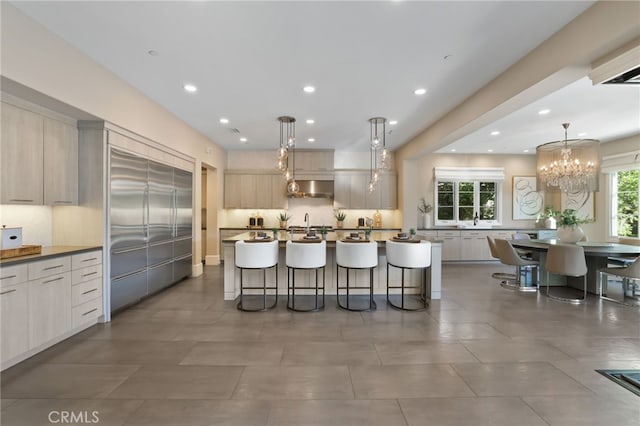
top-left (368, 117), bottom-right (387, 193)
top-left (277, 116), bottom-right (299, 193)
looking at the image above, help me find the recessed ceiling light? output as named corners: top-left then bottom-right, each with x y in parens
top-left (490, 131), bottom-right (500, 136)
top-left (450, 148), bottom-right (456, 152)
top-left (307, 138), bottom-right (315, 143)
top-left (488, 149), bottom-right (493, 153)
top-left (389, 120), bottom-right (398, 125)
top-left (148, 50), bottom-right (159, 56)
top-left (303, 86), bottom-right (315, 93)
top-left (306, 119), bottom-right (315, 124)
top-left (538, 109), bottom-right (551, 115)
top-left (183, 84), bottom-right (198, 93)
top-left (219, 118), bottom-right (229, 124)
top-left (523, 149), bottom-right (529, 153)
top-left (239, 137), bottom-right (248, 143)
top-left (414, 88), bottom-right (427, 95)
top-left (578, 132), bottom-right (588, 137)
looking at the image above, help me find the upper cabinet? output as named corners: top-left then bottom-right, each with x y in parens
top-left (1, 101), bottom-right (78, 205)
top-left (224, 172), bottom-right (287, 209)
top-left (334, 170), bottom-right (397, 210)
top-left (293, 150), bottom-right (334, 172)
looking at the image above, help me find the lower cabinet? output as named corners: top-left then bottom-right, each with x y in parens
top-left (1, 249), bottom-right (103, 370)
top-left (422, 230), bottom-right (536, 261)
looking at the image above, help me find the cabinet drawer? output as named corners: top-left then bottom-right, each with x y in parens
top-left (72, 298), bottom-right (102, 329)
top-left (71, 250), bottom-right (102, 269)
top-left (0, 263), bottom-right (28, 288)
top-left (71, 277), bottom-right (102, 306)
top-left (28, 256), bottom-right (71, 280)
top-left (437, 231), bottom-right (461, 237)
top-left (72, 264), bottom-right (102, 285)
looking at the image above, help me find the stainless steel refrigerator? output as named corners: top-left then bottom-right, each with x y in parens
top-left (109, 148), bottom-right (193, 312)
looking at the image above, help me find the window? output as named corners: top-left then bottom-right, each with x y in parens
top-left (434, 167), bottom-right (503, 226)
top-left (610, 169), bottom-right (639, 237)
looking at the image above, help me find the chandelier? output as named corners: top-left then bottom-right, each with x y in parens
top-left (277, 116), bottom-right (299, 193)
top-left (536, 123), bottom-right (600, 193)
top-left (368, 117), bottom-right (390, 193)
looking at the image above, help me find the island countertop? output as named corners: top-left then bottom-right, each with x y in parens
top-left (222, 230), bottom-right (442, 244)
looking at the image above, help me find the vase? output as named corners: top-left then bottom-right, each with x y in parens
top-left (419, 213), bottom-right (430, 229)
top-left (556, 225), bottom-right (584, 243)
top-left (336, 221), bottom-right (344, 229)
top-left (279, 221), bottom-right (287, 229)
top-left (544, 217), bottom-right (556, 229)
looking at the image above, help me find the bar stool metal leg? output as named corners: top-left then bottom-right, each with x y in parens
top-left (236, 265), bottom-right (278, 312)
top-left (336, 264), bottom-right (377, 312)
top-left (287, 266), bottom-right (325, 312)
top-left (386, 262), bottom-right (429, 311)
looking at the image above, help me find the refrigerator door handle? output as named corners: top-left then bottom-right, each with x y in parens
top-left (173, 188), bottom-right (178, 238)
top-left (143, 186), bottom-right (150, 243)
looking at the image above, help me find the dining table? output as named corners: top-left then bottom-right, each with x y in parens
top-left (510, 239), bottom-right (640, 294)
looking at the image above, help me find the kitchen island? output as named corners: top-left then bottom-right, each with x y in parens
top-left (222, 230), bottom-right (442, 302)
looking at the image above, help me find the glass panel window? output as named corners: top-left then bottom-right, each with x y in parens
top-left (435, 179), bottom-right (501, 225)
top-left (614, 169), bottom-right (639, 237)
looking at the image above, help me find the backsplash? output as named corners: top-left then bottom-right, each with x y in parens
top-left (0, 205), bottom-right (53, 246)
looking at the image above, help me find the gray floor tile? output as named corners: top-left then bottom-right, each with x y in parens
top-left (524, 395), bottom-right (640, 426)
top-left (281, 341), bottom-right (380, 366)
top-left (174, 323), bottom-right (263, 341)
top-left (461, 339), bottom-right (572, 363)
top-left (267, 400), bottom-right (407, 426)
top-left (1, 364), bottom-right (139, 399)
top-left (375, 341), bottom-right (478, 364)
top-left (180, 342), bottom-right (284, 366)
top-left (542, 337), bottom-right (640, 361)
top-left (106, 365), bottom-right (243, 399)
top-left (123, 399), bottom-right (270, 426)
top-left (350, 364), bottom-right (475, 399)
top-left (259, 322), bottom-right (341, 342)
top-left (232, 366), bottom-right (353, 400)
top-left (399, 397), bottom-right (548, 426)
top-left (0, 399), bottom-right (143, 426)
top-left (452, 362), bottom-right (592, 397)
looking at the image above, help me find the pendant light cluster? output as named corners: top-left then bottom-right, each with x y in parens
top-left (368, 117), bottom-right (391, 193)
top-left (277, 116), bottom-right (299, 193)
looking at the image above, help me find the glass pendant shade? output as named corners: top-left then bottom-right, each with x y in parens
top-left (287, 180), bottom-right (299, 193)
top-left (536, 123), bottom-right (600, 193)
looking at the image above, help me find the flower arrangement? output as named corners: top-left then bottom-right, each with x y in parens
top-left (334, 209), bottom-right (347, 222)
top-left (556, 209), bottom-right (592, 228)
top-left (277, 212), bottom-right (291, 222)
top-left (417, 198), bottom-right (433, 214)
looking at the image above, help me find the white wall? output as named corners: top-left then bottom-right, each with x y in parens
top-left (0, 206), bottom-right (52, 246)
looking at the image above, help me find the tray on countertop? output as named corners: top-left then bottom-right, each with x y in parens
top-left (0, 245), bottom-right (42, 259)
top-left (341, 238), bottom-right (371, 243)
top-left (244, 238), bottom-right (274, 243)
top-left (293, 238), bottom-right (324, 243)
top-left (390, 238), bottom-right (421, 243)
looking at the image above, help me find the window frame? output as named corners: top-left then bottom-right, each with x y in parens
top-left (434, 179), bottom-right (502, 226)
top-left (608, 168), bottom-right (640, 238)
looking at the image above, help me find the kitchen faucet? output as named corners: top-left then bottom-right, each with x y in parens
top-left (304, 212), bottom-right (310, 233)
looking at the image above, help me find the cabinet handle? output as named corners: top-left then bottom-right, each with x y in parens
top-left (81, 288), bottom-right (98, 295)
top-left (82, 258), bottom-right (98, 262)
top-left (44, 264), bottom-right (65, 271)
top-left (9, 199), bottom-right (34, 202)
top-left (0, 289), bottom-right (16, 295)
top-left (53, 200), bottom-right (73, 204)
top-left (82, 308), bottom-right (98, 316)
top-left (0, 275), bottom-right (17, 280)
top-left (42, 277), bottom-right (63, 284)
top-left (82, 272), bottom-right (98, 277)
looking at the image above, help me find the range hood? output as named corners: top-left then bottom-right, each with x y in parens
top-left (287, 180), bottom-right (334, 198)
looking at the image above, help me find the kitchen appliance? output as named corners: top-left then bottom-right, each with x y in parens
top-left (109, 149), bottom-right (193, 313)
top-left (0, 226), bottom-right (22, 249)
top-left (286, 180), bottom-right (334, 198)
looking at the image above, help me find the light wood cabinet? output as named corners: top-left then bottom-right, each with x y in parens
top-left (293, 150), bottom-right (334, 171)
top-left (437, 231), bottom-right (461, 261)
top-left (1, 103), bottom-right (44, 204)
top-left (28, 271), bottom-right (72, 349)
top-left (224, 172), bottom-right (288, 209)
top-left (334, 171), bottom-right (396, 210)
top-left (44, 117), bottom-right (78, 205)
top-left (460, 231), bottom-right (492, 261)
top-left (1, 102), bottom-right (78, 205)
top-left (1, 284), bottom-right (29, 362)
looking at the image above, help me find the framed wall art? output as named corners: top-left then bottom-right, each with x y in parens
top-left (512, 176), bottom-right (543, 220)
top-left (561, 190), bottom-right (595, 220)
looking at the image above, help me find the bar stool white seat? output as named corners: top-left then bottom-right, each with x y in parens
top-left (235, 240), bottom-right (279, 311)
top-left (386, 240), bottom-right (431, 311)
top-left (286, 240), bottom-right (326, 312)
top-left (336, 240), bottom-right (378, 311)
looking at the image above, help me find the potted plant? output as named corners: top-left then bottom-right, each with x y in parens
top-left (277, 211), bottom-right (291, 229)
top-left (417, 197), bottom-right (433, 229)
top-left (555, 209), bottom-right (591, 243)
top-left (319, 225), bottom-right (328, 240)
top-left (334, 209), bottom-right (347, 228)
top-left (537, 206), bottom-right (559, 229)
top-left (409, 228), bottom-right (417, 239)
top-left (271, 227), bottom-right (279, 239)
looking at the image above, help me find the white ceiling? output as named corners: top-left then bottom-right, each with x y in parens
top-left (11, 1), bottom-right (636, 155)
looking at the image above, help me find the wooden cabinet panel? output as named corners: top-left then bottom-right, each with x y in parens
top-left (270, 175), bottom-right (287, 209)
top-left (0, 284), bottom-right (29, 362)
top-left (380, 173), bottom-right (397, 209)
top-left (28, 272), bottom-right (72, 349)
top-left (293, 150), bottom-right (333, 171)
top-left (225, 173), bottom-right (288, 209)
top-left (350, 174), bottom-right (367, 209)
top-left (334, 171), bottom-right (396, 210)
top-left (44, 117), bottom-right (78, 205)
top-left (461, 231), bottom-right (491, 261)
top-left (255, 175), bottom-right (272, 209)
top-left (333, 173), bottom-right (350, 209)
top-left (224, 174), bottom-right (242, 208)
top-left (1, 103), bottom-right (44, 204)
top-left (240, 174), bottom-right (257, 209)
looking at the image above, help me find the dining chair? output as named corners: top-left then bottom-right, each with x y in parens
top-left (486, 236), bottom-right (516, 282)
top-left (545, 243), bottom-right (588, 304)
top-left (599, 256), bottom-right (640, 306)
top-left (494, 238), bottom-right (538, 292)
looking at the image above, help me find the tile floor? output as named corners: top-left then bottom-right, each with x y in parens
top-left (2, 263), bottom-right (640, 425)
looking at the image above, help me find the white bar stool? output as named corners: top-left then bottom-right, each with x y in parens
top-left (386, 240), bottom-right (431, 311)
top-left (336, 240), bottom-right (378, 311)
top-left (234, 240), bottom-right (279, 312)
top-left (286, 240), bottom-right (326, 312)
